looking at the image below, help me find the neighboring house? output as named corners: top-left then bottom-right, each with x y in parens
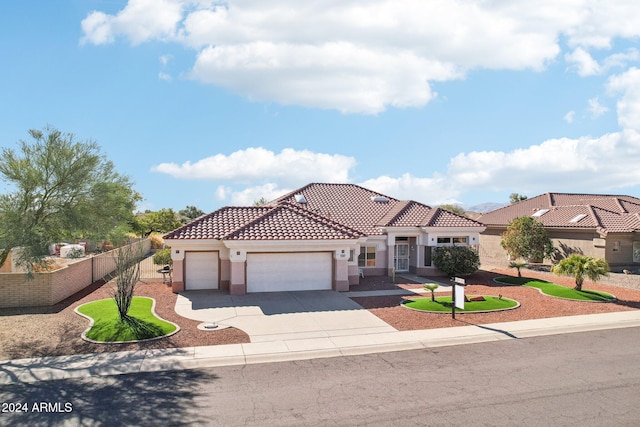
top-left (164, 183), bottom-right (485, 294)
top-left (478, 192), bottom-right (640, 271)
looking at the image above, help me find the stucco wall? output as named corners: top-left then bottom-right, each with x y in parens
top-left (478, 227), bottom-right (639, 270)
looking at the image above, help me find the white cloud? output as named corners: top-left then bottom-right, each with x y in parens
top-left (158, 72), bottom-right (172, 81)
top-left (565, 47), bottom-right (601, 76)
top-left (607, 67), bottom-right (640, 132)
top-left (80, 11), bottom-right (113, 45)
top-left (81, 0), bottom-right (183, 45)
top-left (602, 49), bottom-right (640, 71)
top-left (214, 185), bottom-right (230, 201)
top-left (588, 97), bottom-right (608, 119)
top-left (358, 173), bottom-right (459, 206)
top-left (151, 147), bottom-right (356, 184)
top-left (159, 54), bottom-right (173, 66)
top-left (227, 183), bottom-right (292, 206)
top-left (190, 41), bottom-right (452, 114)
top-left (564, 110), bottom-right (575, 123)
top-left (356, 66), bottom-right (640, 200)
top-left (85, 0), bottom-right (640, 113)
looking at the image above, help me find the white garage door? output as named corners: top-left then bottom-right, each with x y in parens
top-left (247, 252), bottom-right (332, 293)
top-left (185, 251), bottom-right (219, 290)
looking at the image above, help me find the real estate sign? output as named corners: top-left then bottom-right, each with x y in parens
top-left (454, 284), bottom-right (465, 310)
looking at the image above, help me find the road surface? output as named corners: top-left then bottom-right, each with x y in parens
top-left (2, 327), bottom-right (640, 426)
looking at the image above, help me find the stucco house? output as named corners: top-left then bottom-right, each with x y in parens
top-left (478, 192), bottom-right (640, 271)
top-left (164, 183), bottom-right (485, 294)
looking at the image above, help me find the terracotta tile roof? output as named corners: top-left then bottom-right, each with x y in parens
top-left (225, 203), bottom-right (364, 240)
top-left (425, 208), bottom-right (486, 227)
top-left (274, 183), bottom-right (398, 235)
top-left (479, 192), bottom-right (640, 234)
top-left (166, 183), bottom-right (484, 241)
top-left (164, 206), bottom-right (272, 240)
top-left (275, 183), bottom-right (483, 233)
top-left (164, 203), bottom-right (364, 241)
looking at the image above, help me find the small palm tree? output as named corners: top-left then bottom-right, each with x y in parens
top-left (423, 283), bottom-right (439, 302)
top-left (508, 261), bottom-right (528, 277)
top-left (552, 255), bottom-right (609, 291)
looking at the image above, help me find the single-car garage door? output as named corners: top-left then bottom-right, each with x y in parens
top-left (247, 252), bottom-right (332, 293)
top-left (185, 251), bottom-right (219, 290)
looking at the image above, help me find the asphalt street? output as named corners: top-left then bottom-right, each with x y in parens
top-left (2, 326), bottom-right (640, 426)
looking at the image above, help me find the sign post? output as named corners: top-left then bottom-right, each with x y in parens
top-left (451, 277), bottom-right (466, 319)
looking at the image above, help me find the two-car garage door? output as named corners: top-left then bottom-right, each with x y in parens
top-left (247, 252), bottom-right (332, 293)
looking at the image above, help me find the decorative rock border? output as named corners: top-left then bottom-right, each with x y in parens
top-left (75, 297), bottom-right (181, 344)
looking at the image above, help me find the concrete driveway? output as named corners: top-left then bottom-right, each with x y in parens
top-left (175, 290), bottom-right (396, 342)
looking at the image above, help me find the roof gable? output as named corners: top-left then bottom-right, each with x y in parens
top-left (163, 206), bottom-right (271, 240)
top-left (224, 203), bottom-right (364, 240)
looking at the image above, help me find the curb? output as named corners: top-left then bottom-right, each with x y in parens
top-left (2, 310), bottom-right (640, 385)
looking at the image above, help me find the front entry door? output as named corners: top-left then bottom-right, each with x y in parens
top-left (394, 243), bottom-right (410, 272)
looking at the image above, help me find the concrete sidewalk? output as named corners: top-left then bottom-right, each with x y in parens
top-left (3, 310), bottom-right (640, 385)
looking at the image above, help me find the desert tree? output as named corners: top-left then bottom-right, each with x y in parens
top-left (509, 193), bottom-right (528, 204)
top-left (131, 208), bottom-right (182, 238)
top-left (501, 216), bottom-right (555, 262)
top-left (178, 205), bottom-right (205, 223)
top-left (0, 126), bottom-right (140, 274)
top-left (112, 243), bottom-right (144, 320)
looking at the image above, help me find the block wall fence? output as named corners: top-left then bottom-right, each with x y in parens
top-left (0, 239), bottom-right (151, 309)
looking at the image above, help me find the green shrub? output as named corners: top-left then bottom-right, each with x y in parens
top-left (152, 248), bottom-right (172, 266)
top-left (433, 246), bottom-right (480, 277)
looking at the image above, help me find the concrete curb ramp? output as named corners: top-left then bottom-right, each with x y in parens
top-left (2, 310), bottom-right (640, 385)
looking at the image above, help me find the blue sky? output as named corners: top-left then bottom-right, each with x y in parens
top-left (2, 1), bottom-right (640, 213)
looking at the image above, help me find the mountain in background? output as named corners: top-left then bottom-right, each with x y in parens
top-left (465, 202), bottom-right (507, 214)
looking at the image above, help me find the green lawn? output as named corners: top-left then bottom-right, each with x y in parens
top-left (403, 296), bottom-right (518, 313)
top-left (77, 297), bottom-right (177, 342)
top-left (494, 276), bottom-right (615, 301)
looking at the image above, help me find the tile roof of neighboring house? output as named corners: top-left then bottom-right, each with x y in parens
top-left (275, 183), bottom-right (483, 234)
top-left (479, 192), bottom-right (640, 234)
top-left (165, 183), bottom-right (484, 241)
top-left (164, 203), bottom-right (364, 241)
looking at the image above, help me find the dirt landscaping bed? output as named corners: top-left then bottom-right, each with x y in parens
top-left (351, 268), bottom-right (640, 331)
top-left (0, 279), bottom-right (250, 361)
top-left (2, 267), bottom-right (639, 361)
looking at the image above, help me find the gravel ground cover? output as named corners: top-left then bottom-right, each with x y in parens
top-left (1, 265), bottom-right (639, 361)
top-left (0, 279), bottom-right (249, 361)
top-left (352, 267), bottom-right (640, 331)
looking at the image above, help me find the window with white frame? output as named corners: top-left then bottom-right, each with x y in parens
top-left (348, 249), bottom-right (355, 262)
top-left (358, 245), bottom-right (376, 267)
top-left (436, 236), bottom-right (468, 246)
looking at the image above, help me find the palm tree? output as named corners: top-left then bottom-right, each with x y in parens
top-left (509, 261), bottom-right (528, 277)
top-left (551, 255), bottom-right (609, 291)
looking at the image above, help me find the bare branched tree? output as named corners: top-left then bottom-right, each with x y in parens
top-left (112, 243), bottom-right (143, 320)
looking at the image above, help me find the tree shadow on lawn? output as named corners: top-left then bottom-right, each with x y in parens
top-left (88, 315), bottom-right (167, 342)
top-left (0, 368), bottom-right (217, 427)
